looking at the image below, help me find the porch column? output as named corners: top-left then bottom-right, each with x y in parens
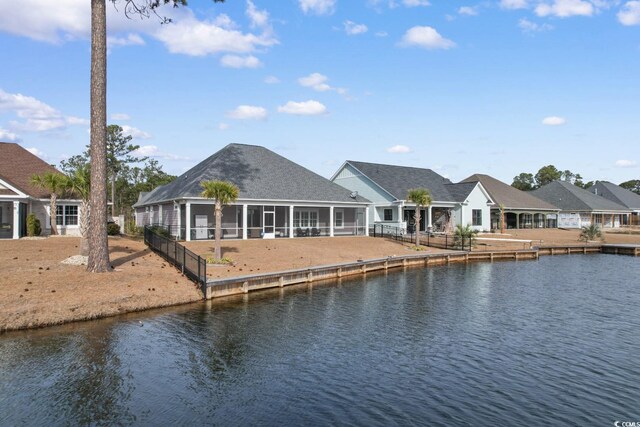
top-left (428, 206), bottom-right (432, 228)
top-left (365, 207), bottom-right (369, 236)
top-left (158, 204), bottom-right (163, 226)
top-left (185, 202), bottom-right (192, 241)
top-left (516, 212), bottom-right (520, 229)
top-left (289, 205), bottom-right (294, 238)
top-left (397, 205), bottom-right (402, 224)
top-left (242, 204), bottom-right (248, 240)
top-left (177, 203), bottom-right (182, 239)
top-left (329, 206), bottom-right (334, 237)
top-left (13, 201), bottom-right (20, 239)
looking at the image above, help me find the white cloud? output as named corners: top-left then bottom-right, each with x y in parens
top-left (542, 116), bottom-right (567, 125)
top-left (66, 116), bottom-right (89, 126)
top-left (399, 26), bottom-right (456, 50)
top-left (618, 1), bottom-right (640, 25)
top-left (26, 147), bottom-right (48, 160)
top-left (299, 0), bottom-right (336, 15)
top-left (298, 73), bottom-right (332, 91)
top-left (535, 0), bottom-right (594, 17)
top-left (121, 125), bottom-right (152, 139)
top-left (134, 144), bottom-right (190, 161)
top-left (111, 113), bottom-right (131, 121)
top-left (277, 100), bottom-right (327, 115)
top-left (226, 105), bottom-right (268, 120)
top-left (402, 0), bottom-right (431, 6)
top-left (387, 144), bottom-right (412, 153)
top-left (246, 0), bottom-right (270, 29)
top-left (0, 88), bottom-right (86, 133)
top-left (458, 6), bottom-right (479, 15)
top-left (155, 11), bottom-right (278, 56)
top-left (0, 127), bottom-right (19, 141)
top-left (344, 20), bottom-right (368, 35)
top-left (220, 54), bottom-right (263, 68)
top-left (107, 33), bottom-right (145, 49)
top-left (218, 122), bottom-right (230, 130)
top-left (615, 159), bottom-right (638, 168)
top-left (500, 0), bottom-right (529, 9)
top-left (375, 31), bottom-right (389, 37)
top-left (264, 75), bottom-right (280, 84)
top-left (519, 18), bottom-right (554, 32)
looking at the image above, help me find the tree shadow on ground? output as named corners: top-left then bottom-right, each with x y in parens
top-left (109, 246), bottom-right (151, 267)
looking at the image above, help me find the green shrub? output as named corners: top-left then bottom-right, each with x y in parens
top-left (149, 225), bottom-right (170, 238)
top-left (107, 222), bottom-right (121, 236)
top-left (26, 213), bottom-right (41, 237)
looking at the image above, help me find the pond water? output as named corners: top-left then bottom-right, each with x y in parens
top-left (1, 254), bottom-right (639, 426)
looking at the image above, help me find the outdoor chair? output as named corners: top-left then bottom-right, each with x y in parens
top-left (311, 227), bottom-right (321, 236)
top-left (296, 227), bottom-right (308, 237)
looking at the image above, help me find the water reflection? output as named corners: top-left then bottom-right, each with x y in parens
top-left (1, 255), bottom-right (640, 425)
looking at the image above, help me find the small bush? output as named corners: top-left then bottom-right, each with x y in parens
top-left (107, 222), bottom-right (121, 236)
top-left (149, 225), bottom-right (170, 238)
top-left (205, 256), bottom-right (233, 265)
top-left (26, 213), bottom-right (41, 237)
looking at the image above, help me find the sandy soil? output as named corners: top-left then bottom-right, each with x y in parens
top-left (2, 229), bottom-right (638, 332)
top-left (0, 236), bottom-right (202, 332)
top-left (184, 237), bottom-right (435, 280)
top-left (475, 228), bottom-right (640, 250)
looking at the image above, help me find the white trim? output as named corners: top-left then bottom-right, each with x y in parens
top-left (329, 206), bottom-right (335, 237)
top-left (0, 177), bottom-right (28, 198)
top-left (136, 196), bottom-right (370, 208)
top-left (334, 208), bottom-right (344, 229)
top-left (12, 201), bottom-right (19, 239)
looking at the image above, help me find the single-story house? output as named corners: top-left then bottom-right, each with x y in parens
top-left (461, 174), bottom-right (561, 229)
top-left (133, 143), bottom-right (371, 241)
top-left (589, 181), bottom-right (640, 225)
top-left (330, 161), bottom-right (494, 233)
top-left (0, 142), bottom-right (82, 239)
top-left (531, 180), bottom-right (631, 228)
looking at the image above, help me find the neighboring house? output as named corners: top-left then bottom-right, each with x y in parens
top-left (0, 142), bottom-right (82, 239)
top-left (589, 181), bottom-right (640, 225)
top-left (461, 174), bottom-right (561, 229)
top-left (330, 161), bottom-right (493, 233)
top-left (133, 143), bottom-right (371, 241)
top-left (531, 180), bottom-right (631, 228)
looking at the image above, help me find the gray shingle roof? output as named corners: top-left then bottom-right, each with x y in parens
top-left (135, 144), bottom-right (370, 206)
top-left (590, 181), bottom-right (640, 210)
top-left (531, 181), bottom-right (630, 212)
top-left (462, 173), bottom-right (559, 210)
top-left (347, 161), bottom-right (476, 202)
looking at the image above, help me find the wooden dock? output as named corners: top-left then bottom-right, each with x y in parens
top-left (204, 243), bottom-right (638, 299)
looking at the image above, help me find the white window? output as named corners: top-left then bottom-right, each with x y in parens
top-left (334, 209), bottom-right (344, 228)
top-left (294, 209), bottom-right (318, 228)
top-left (56, 205), bottom-right (78, 226)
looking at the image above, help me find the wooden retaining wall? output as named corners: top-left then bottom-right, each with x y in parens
top-left (204, 244), bottom-right (637, 299)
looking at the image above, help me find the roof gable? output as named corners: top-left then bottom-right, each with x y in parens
top-left (462, 174), bottom-right (559, 210)
top-left (531, 181), bottom-right (629, 212)
top-left (0, 142), bottom-right (62, 198)
top-left (137, 144), bottom-right (370, 206)
top-left (345, 161), bottom-right (457, 202)
top-left (590, 181), bottom-right (640, 210)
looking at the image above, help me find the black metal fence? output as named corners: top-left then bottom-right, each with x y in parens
top-left (371, 224), bottom-right (473, 251)
top-left (144, 225), bottom-right (207, 295)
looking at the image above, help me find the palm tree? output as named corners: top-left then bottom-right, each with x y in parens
top-left (499, 203), bottom-right (506, 234)
top-left (454, 224), bottom-right (479, 250)
top-left (579, 224), bottom-right (602, 242)
top-left (65, 166), bottom-right (91, 256)
top-left (31, 172), bottom-right (70, 236)
top-left (406, 188), bottom-right (432, 246)
top-left (200, 180), bottom-right (239, 261)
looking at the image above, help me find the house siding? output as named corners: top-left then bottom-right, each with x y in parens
top-left (460, 185), bottom-right (491, 232)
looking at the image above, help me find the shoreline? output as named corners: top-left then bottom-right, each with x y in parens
top-left (1, 229), bottom-right (639, 333)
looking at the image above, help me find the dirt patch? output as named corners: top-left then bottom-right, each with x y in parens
top-left (0, 236), bottom-right (202, 332)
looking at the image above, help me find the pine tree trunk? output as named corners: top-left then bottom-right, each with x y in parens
top-left (214, 201), bottom-right (222, 260)
top-left (87, 0), bottom-right (111, 273)
top-left (50, 193), bottom-right (58, 235)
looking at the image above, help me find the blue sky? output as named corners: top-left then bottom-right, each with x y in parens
top-left (0, 0), bottom-right (639, 185)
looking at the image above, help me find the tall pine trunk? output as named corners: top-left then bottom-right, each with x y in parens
top-left (87, 0), bottom-right (111, 272)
